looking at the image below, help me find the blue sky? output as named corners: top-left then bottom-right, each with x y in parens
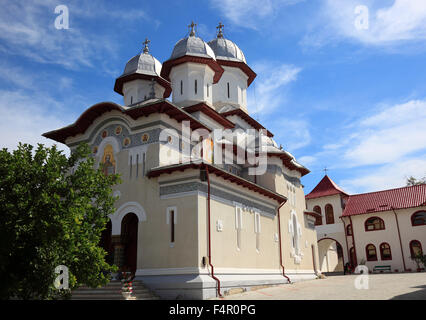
top-left (0, 0), bottom-right (425, 195)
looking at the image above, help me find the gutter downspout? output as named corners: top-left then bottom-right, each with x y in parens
top-left (205, 164), bottom-right (222, 297)
top-left (348, 216), bottom-right (358, 267)
top-left (277, 202), bottom-right (291, 284)
top-left (391, 206), bottom-right (407, 271)
top-left (340, 216), bottom-right (350, 268)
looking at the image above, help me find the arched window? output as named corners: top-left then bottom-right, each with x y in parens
top-left (366, 244), bottom-right (377, 261)
top-left (410, 240), bottom-right (423, 258)
top-left (325, 204), bottom-right (334, 224)
top-left (379, 243), bottom-right (392, 260)
top-left (346, 224), bottom-right (353, 236)
top-left (411, 211), bottom-right (426, 226)
top-left (365, 216), bottom-right (385, 231)
top-left (313, 206), bottom-right (322, 226)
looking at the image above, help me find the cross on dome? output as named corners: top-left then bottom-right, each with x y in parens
top-left (188, 21), bottom-right (197, 37)
top-left (216, 22), bottom-right (224, 38)
top-left (143, 38), bottom-right (150, 54)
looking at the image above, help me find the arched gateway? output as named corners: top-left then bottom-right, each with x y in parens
top-left (318, 238), bottom-right (345, 273)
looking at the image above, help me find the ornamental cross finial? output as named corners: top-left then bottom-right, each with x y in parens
top-left (188, 21), bottom-right (196, 36)
top-left (143, 38), bottom-right (150, 54)
top-left (216, 22), bottom-right (224, 38)
top-left (323, 167), bottom-right (329, 175)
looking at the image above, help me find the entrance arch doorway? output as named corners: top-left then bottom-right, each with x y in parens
top-left (99, 220), bottom-right (113, 265)
top-left (121, 213), bottom-right (139, 274)
top-left (318, 238), bottom-right (345, 273)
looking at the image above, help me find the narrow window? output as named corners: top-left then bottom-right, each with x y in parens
top-left (142, 153), bottom-right (146, 176)
top-left (194, 79), bottom-right (197, 95)
top-left (136, 154), bottom-right (139, 177)
top-left (366, 244), bottom-right (377, 261)
top-left (325, 204), bottom-right (334, 224)
top-left (207, 83), bottom-right (209, 97)
top-left (380, 243), bottom-right (392, 260)
top-left (227, 82), bottom-right (230, 98)
top-left (129, 155), bottom-right (132, 178)
top-left (235, 206), bottom-right (242, 250)
top-left (170, 210), bottom-right (175, 243)
top-left (410, 240), bottom-right (423, 258)
top-left (130, 96), bottom-right (133, 104)
top-left (346, 224), bottom-right (353, 236)
top-left (255, 212), bottom-right (261, 252)
top-left (313, 206), bottom-right (322, 226)
top-left (180, 80), bottom-right (183, 95)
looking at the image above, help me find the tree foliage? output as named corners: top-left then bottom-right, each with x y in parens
top-left (406, 176), bottom-right (426, 186)
top-left (0, 143), bottom-right (120, 299)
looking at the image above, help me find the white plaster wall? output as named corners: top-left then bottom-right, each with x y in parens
top-left (123, 79), bottom-right (165, 106)
top-left (212, 66), bottom-right (248, 111)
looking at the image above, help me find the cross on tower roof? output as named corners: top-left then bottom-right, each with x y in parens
top-left (143, 38), bottom-right (150, 54)
top-left (188, 21), bottom-right (196, 37)
top-left (216, 22), bottom-right (224, 38)
top-left (323, 167), bottom-right (329, 175)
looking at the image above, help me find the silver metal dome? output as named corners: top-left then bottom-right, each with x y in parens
top-left (170, 35), bottom-right (216, 60)
top-left (121, 52), bottom-right (162, 78)
top-left (207, 37), bottom-right (246, 63)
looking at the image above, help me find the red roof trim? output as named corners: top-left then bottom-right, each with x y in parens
top-left (114, 73), bottom-right (172, 98)
top-left (161, 56), bottom-right (224, 84)
top-left (216, 59), bottom-right (257, 87)
top-left (183, 103), bottom-right (235, 129)
top-left (304, 210), bottom-right (322, 219)
top-left (342, 184), bottom-right (426, 217)
top-left (305, 175), bottom-right (348, 200)
top-left (147, 162), bottom-right (287, 204)
top-left (220, 108), bottom-right (274, 138)
top-left (42, 101), bottom-right (210, 144)
top-left (267, 153), bottom-right (310, 177)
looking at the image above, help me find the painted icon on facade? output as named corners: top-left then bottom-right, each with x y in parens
top-left (123, 137), bottom-right (131, 146)
top-left (115, 126), bottom-right (122, 135)
top-left (142, 133), bottom-right (149, 143)
top-left (102, 144), bottom-right (116, 176)
top-left (101, 130), bottom-right (108, 138)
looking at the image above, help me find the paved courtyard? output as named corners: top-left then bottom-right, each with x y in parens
top-left (215, 273), bottom-right (426, 300)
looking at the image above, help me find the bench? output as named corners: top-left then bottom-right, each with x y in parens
top-left (373, 265), bottom-right (391, 273)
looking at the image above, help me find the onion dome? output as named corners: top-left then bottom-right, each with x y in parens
top-left (161, 22), bottom-right (224, 84)
top-left (208, 23), bottom-right (256, 86)
top-left (114, 38), bottom-right (171, 98)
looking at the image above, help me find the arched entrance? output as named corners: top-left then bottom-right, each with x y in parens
top-left (99, 220), bottom-right (113, 265)
top-left (318, 238), bottom-right (345, 273)
top-left (121, 213), bottom-right (139, 274)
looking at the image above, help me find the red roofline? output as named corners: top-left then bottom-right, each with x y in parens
top-left (161, 55), bottom-right (224, 84)
top-left (216, 59), bottom-right (257, 87)
top-left (114, 73), bottom-right (172, 98)
top-left (42, 100), bottom-right (210, 144)
top-left (147, 162), bottom-right (287, 204)
top-left (342, 183), bottom-right (426, 217)
top-left (183, 103), bottom-right (235, 129)
top-left (305, 175), bottom-right (348, 200)
top-left (220, 108), bottom-right (274, 138)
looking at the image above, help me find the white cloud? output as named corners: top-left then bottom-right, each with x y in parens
top-left (343, 100), bottom-right (426, 166)
top-left (248, 62), bottom-right (301, 114)
top-left (341, 158), bottom-right (426, 193)
top-left (0, 89), bottom-right (69, 154)
top-left (303, 0), bottom-right (426, 47)
top-left (209, 0), bottom-right (303, 29)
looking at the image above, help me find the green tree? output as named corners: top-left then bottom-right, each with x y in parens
top-left (406, 176), bottom-right (426, 186)
top-left (0, 143), bottom-right (120, 299)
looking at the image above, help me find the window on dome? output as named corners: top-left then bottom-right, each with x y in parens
top-left (365, 217), bottom-right (385, 231)
top-left (366, 244), bottom-right (377, 261)
top-left (380, 243), bottom-right (392, 260)
top-left (180, 80), bottom-right (183, 95)
top-left (411, 211), bottom-right (426, 226)
top-left (227, 82), bottom-right (230, 98)
top-left (195, 79), bottom-right (197, 95)
top-left (207, 83), bottom-right (209, 97)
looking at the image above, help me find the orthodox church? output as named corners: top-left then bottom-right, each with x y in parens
top-left (43, 22), bottom-right (320, 299)
top-left (306, 175), bottom-right (426, 274)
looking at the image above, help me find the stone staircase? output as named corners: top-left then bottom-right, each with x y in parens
top-left (71, 280), bottom-right (159, 300)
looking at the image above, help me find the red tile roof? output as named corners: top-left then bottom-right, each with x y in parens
top-left (342, 184), bottom-right (426, 217)
top-left (305, 175), bottom-right (348, 200)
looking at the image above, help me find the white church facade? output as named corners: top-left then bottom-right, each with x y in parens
top-left (43, 22), bottom-right (320, 299)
